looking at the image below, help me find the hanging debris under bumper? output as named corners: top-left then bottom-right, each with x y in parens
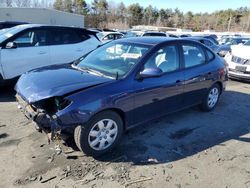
top-left (16, 94), bottom-right (61, 141)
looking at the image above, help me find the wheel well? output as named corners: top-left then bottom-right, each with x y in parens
top-left (95, 108), bottom-right (126, 130)
top-left (214, 81), bottom-right (223, 94)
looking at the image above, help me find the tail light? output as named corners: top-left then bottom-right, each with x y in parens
top-left (218, 68), bottom-right (225, 76)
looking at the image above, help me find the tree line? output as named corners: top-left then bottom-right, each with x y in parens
top-left (1, 0), bottom-right (250, 32)
top-left (53, 0), bottom-right (250, 32)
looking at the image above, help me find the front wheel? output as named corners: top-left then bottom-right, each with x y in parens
top-left (74, 111), bottom-right (123, 157)
top-left (200, 84), bottom-right (221, 111)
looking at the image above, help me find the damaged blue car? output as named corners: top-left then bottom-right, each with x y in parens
top-left (15, 37), bottom-right (227, 156)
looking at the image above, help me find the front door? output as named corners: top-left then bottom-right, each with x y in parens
top-left (1, 28), bottom-right (50, 79)
top-left (132, 44), bottom-right (184, 125)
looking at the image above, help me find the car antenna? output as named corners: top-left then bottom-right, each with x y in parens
top-left (116, 72), bottom-right (119, 80)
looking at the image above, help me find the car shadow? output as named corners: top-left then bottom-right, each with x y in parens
top-left (0, 84), bottom-right (16, 102)
top-left (94, 90), bottom-right (250, 165)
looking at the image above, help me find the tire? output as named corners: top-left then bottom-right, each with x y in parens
top-left (200, 83), bottom-right (221, 112)
top-left (74, 110), bottom-right (123, 157)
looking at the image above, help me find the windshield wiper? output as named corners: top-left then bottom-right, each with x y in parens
top-left (80, 67), bottom-right (104, 76)
top-left (75, 66), bottom-right (114, 79)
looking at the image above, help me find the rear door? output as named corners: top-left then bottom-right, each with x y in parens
top-left (1, 28), bottom-right (50, 79)
top-left (181, 42), bottom-right (214, 106)
top-left (132, 44), bottom-right (184, 124)
top-left (48, 27), bottom-right (98, 65)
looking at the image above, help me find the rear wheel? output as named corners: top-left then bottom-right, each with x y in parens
top-left (74, 111), bottom-right (123, 157)
top-left (200, 83), bottom-right (220, 111)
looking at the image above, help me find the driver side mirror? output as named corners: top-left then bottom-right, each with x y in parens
top-left (6, 42), bottom-right (17, 49)
top-left (138, 67), bottom-right (163, 79)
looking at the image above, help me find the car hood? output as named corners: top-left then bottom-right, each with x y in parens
top-left (15, 64), bottom-right (112, 103)
top-left (231, 45), bottom-right (250, 59)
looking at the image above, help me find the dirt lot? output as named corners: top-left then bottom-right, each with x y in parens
top-left (0, 80), bottom-right (250, 188)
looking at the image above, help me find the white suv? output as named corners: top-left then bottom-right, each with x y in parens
top-left (0, 24), bottom-right (101, 85)
top-left (224, 40), bottom-right (250, 81)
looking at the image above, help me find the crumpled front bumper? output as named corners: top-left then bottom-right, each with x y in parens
top-left (16, 94), bottom-right (61, 137)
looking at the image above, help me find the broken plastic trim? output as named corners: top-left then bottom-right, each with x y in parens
top-left (54, 97), bottom-right (71, 111)
top-left (46, 115), bottom-right (62, 143)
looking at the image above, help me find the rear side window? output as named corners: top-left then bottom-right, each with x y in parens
top-left (115, 34), bottom-right (123, 39)
top-left (77, 29), bottom-right (90, 41)
top-left (106, 34), bottom-right (115, 40)
top-left (182, 44), bottom-right (206, 68)
top-left (50, 28), bottom-right (83, 45)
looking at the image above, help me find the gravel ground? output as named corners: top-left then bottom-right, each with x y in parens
top-left (0, 80), bottom-right (249, 188)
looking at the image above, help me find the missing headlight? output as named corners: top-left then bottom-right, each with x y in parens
top-left (54, 97), bottom-right (71, 111)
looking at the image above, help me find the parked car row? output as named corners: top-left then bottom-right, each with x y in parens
top-left (93, 29), bottom-right (249, 66)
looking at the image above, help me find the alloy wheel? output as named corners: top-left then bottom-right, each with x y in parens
top-left (207, 87), bottom-right (219, 108)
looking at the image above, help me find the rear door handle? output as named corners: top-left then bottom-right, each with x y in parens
top-left (38, 51), bottom-right (46, 55)
top-left (175, 80), bottom-right (183, 85)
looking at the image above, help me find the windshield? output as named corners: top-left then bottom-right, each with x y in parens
top-left (124, 32), bottom-right (139, 38)
top-left (76, 41), bottom-right (150, 79)
top-left (0, 26), bottom-right (21, 43)
top-left (224, 38), bottom-right (248, 45)
top-left (244, 40), bottom-right (250, 46)
top-left (0, 28), bottom-right (11, 35)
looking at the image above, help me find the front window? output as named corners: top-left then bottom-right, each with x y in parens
top-left (11, 29), bottom-right (48, 47)
top-left (76, 42), bottom-right (150, 79)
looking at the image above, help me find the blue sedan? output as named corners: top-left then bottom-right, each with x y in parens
top-left (15, 37), bottom-right (227, 156)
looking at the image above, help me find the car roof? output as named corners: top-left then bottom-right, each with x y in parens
top-left (99, 31), bottom-right (123, 35)
top-left (144, 31), bottom-right (166, 34)
top-left (187, 36), bottom-right (207, 40)
top-left (117, 37), bottom-right (182, 46)
top-left (0, 21), bottom-right (29, 24)
top-left (10, 24), bottom-right (89, 30)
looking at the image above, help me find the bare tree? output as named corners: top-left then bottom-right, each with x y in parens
top-left (14, 0), bottom-right (31, 7)
top-left (6, 0), bottom-right (13, 7)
